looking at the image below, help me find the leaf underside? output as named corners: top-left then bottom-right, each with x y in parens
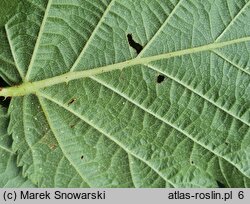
top-left (0, 0), bottom-right (19, 26)
top-left (0, 0), bottom-right (250, 187)
top-left (0, 106), bottom-right (35, 187)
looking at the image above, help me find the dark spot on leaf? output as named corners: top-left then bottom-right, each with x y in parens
top-left (80, 155), bottom-right (84, 160)
top-left (225, 141), bottom-right (229, 145)
top-left (216, 180), bottom-right (226, 188)
top-left (70, 124), bottom-right (76, 128)
top-left (127, 33), bottom-right (143, 54)
top-left (157, 75), bottom-right (165, 83)
top-left (191, 161), bottom-right (194, 165)
top-left (67, 98), bottom-right (76, 106)
top-left (0, 76), bottom-right (11, 108)
top-left (49, 144), bottom-right (57, 150)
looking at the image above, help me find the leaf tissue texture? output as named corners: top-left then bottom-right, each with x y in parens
top-left (0, 0), bottom-right (250, 187)
top-left (0, 0), bottom-right (19, 26)
top-left (0, 106), bottom-right (35, 187)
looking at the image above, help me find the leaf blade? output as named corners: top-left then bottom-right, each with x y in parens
top-left (0, 105), bottom-right (35, 187)
top-left (2, 0), bottom-right (250, 187)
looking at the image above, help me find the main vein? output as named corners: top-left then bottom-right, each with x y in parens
top-left (0, 36), bottom-right (250, 97)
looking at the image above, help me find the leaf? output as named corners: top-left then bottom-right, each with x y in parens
top-left (0, 0), bottom-right (250, 187)
top-left (0, 105), bottom-right (35, 187)
top-left (0, 0), bottom-right (19, 26)
top-left (0, 27), bottom-right (21, 86)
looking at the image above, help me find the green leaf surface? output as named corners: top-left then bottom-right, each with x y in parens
top-left (0, 105), bottom-right (35, 187)
top-left (0, 0), bottom-right (19, 26)
top-left (0, 0), bottom-right (250, 187)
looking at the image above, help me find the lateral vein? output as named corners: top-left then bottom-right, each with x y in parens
top-left (37, 95), bottom-right (92, 187)
top-left (70, 0), bottom-right (116, 72)
top-left (38, 92), bottom-right (177, 187)
top-left (25, 0), bottom-right (53, 81)
top-left (4, 25), bottom-right (25, 80)
top-left (91, 76), bottom-right (250, 178)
